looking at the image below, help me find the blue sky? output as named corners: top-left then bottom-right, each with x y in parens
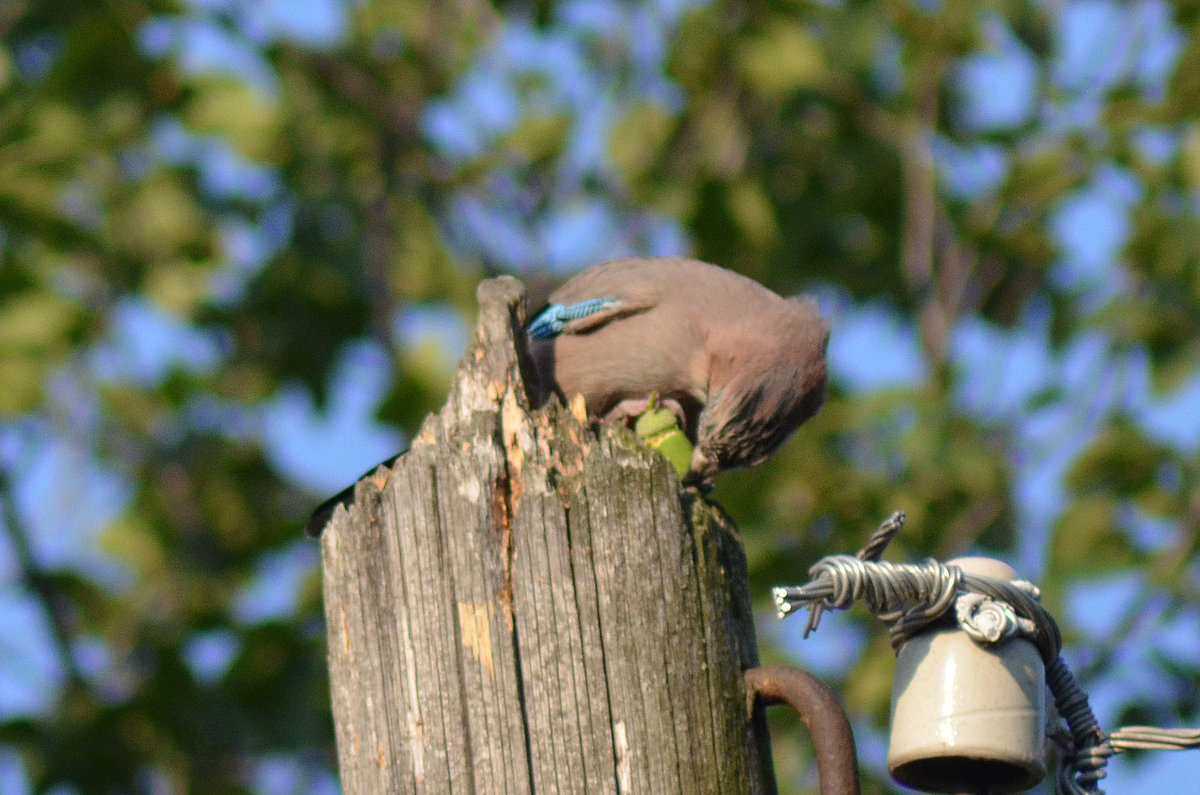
top-left (3, 0), bottom-right (1198, 792)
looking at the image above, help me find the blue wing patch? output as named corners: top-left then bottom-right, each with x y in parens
top-left (527, 297), bottom-right (618, 338)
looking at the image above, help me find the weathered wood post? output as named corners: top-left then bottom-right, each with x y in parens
top-left (319, 276), bottom-right (777, 793)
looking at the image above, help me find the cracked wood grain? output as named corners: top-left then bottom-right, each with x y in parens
top-left (321, 276), bottom-right (776, 794)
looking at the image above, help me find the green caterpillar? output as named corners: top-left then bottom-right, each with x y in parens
top-left (634, 405), bottom-right (693, 481)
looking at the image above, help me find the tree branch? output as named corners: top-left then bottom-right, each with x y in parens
top-left (0, 466), bottom-right (89, 691)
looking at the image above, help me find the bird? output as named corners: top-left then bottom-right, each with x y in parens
top-left (304, 256), bottom-right (829, 537)
top-left (526, 256), bottom-right (829, 482)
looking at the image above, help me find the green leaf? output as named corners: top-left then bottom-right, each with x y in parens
top-left (735, 22), bottom-right (828, 98)
top-left (1065, 421), bottom-right (1169, 499)
top-left (183, 78), bottom-right (282, 162)
top-left (506, 112), bottom-right (570, 163)
top-left (0, 356), bottom-right (45, 414)
top-left (608, 102), bottom-right (675, 184)
top-left (144, 261), bottom-right (215, 317)
top-left (111, 175), bottom-right (210, 262)
top-left (1050, 495), bottom-right (1135, 575)
top-left (0, 291), bottom-right (78, 351)
top-left (0, 45), bottom-right (13, 92)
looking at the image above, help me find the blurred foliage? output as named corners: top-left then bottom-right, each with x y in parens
top-left (2, 0), bottom-right (1199, 793)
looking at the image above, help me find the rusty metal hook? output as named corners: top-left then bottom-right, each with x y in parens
top-left (746, 665), bottom-right (861, 795)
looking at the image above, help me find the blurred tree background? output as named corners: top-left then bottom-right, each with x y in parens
top-left (2, 0), bottom-right (1198, 792)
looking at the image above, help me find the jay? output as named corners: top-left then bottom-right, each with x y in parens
top-left (527, 256), bottom-right (829, 482)
top-left (304, 256), bottom-right (828, 536)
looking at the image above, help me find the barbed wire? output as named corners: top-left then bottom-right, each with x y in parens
top-left (773, 511), bottom-right (1200, 795)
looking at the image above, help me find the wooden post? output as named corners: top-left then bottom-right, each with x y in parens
top-left (319, 276), bottom-right (777, 794)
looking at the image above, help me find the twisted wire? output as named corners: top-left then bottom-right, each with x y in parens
top-left (960, 572), bottom-right (1060, 663)
top-left (858, 510), bottom-right (905, 561)
top-left (1109, 726), bottom-right (1200, 751)
top-left (1046, 655), bottom-right (1111, 794)
top-left (771, 513), bottom-right (1198, 794)
top-left (779, 555), bottom-right (961, 644)
top-left (796, 511), bottom-right (906, 636)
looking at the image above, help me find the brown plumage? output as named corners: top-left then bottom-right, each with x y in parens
top-left (305, 257), bottom-right (828, 537)
top-left (527, 256), bottom-right (829, 481)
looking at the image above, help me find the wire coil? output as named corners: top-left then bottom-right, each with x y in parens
top-left (773, 512), bottom-right (1196, 795)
